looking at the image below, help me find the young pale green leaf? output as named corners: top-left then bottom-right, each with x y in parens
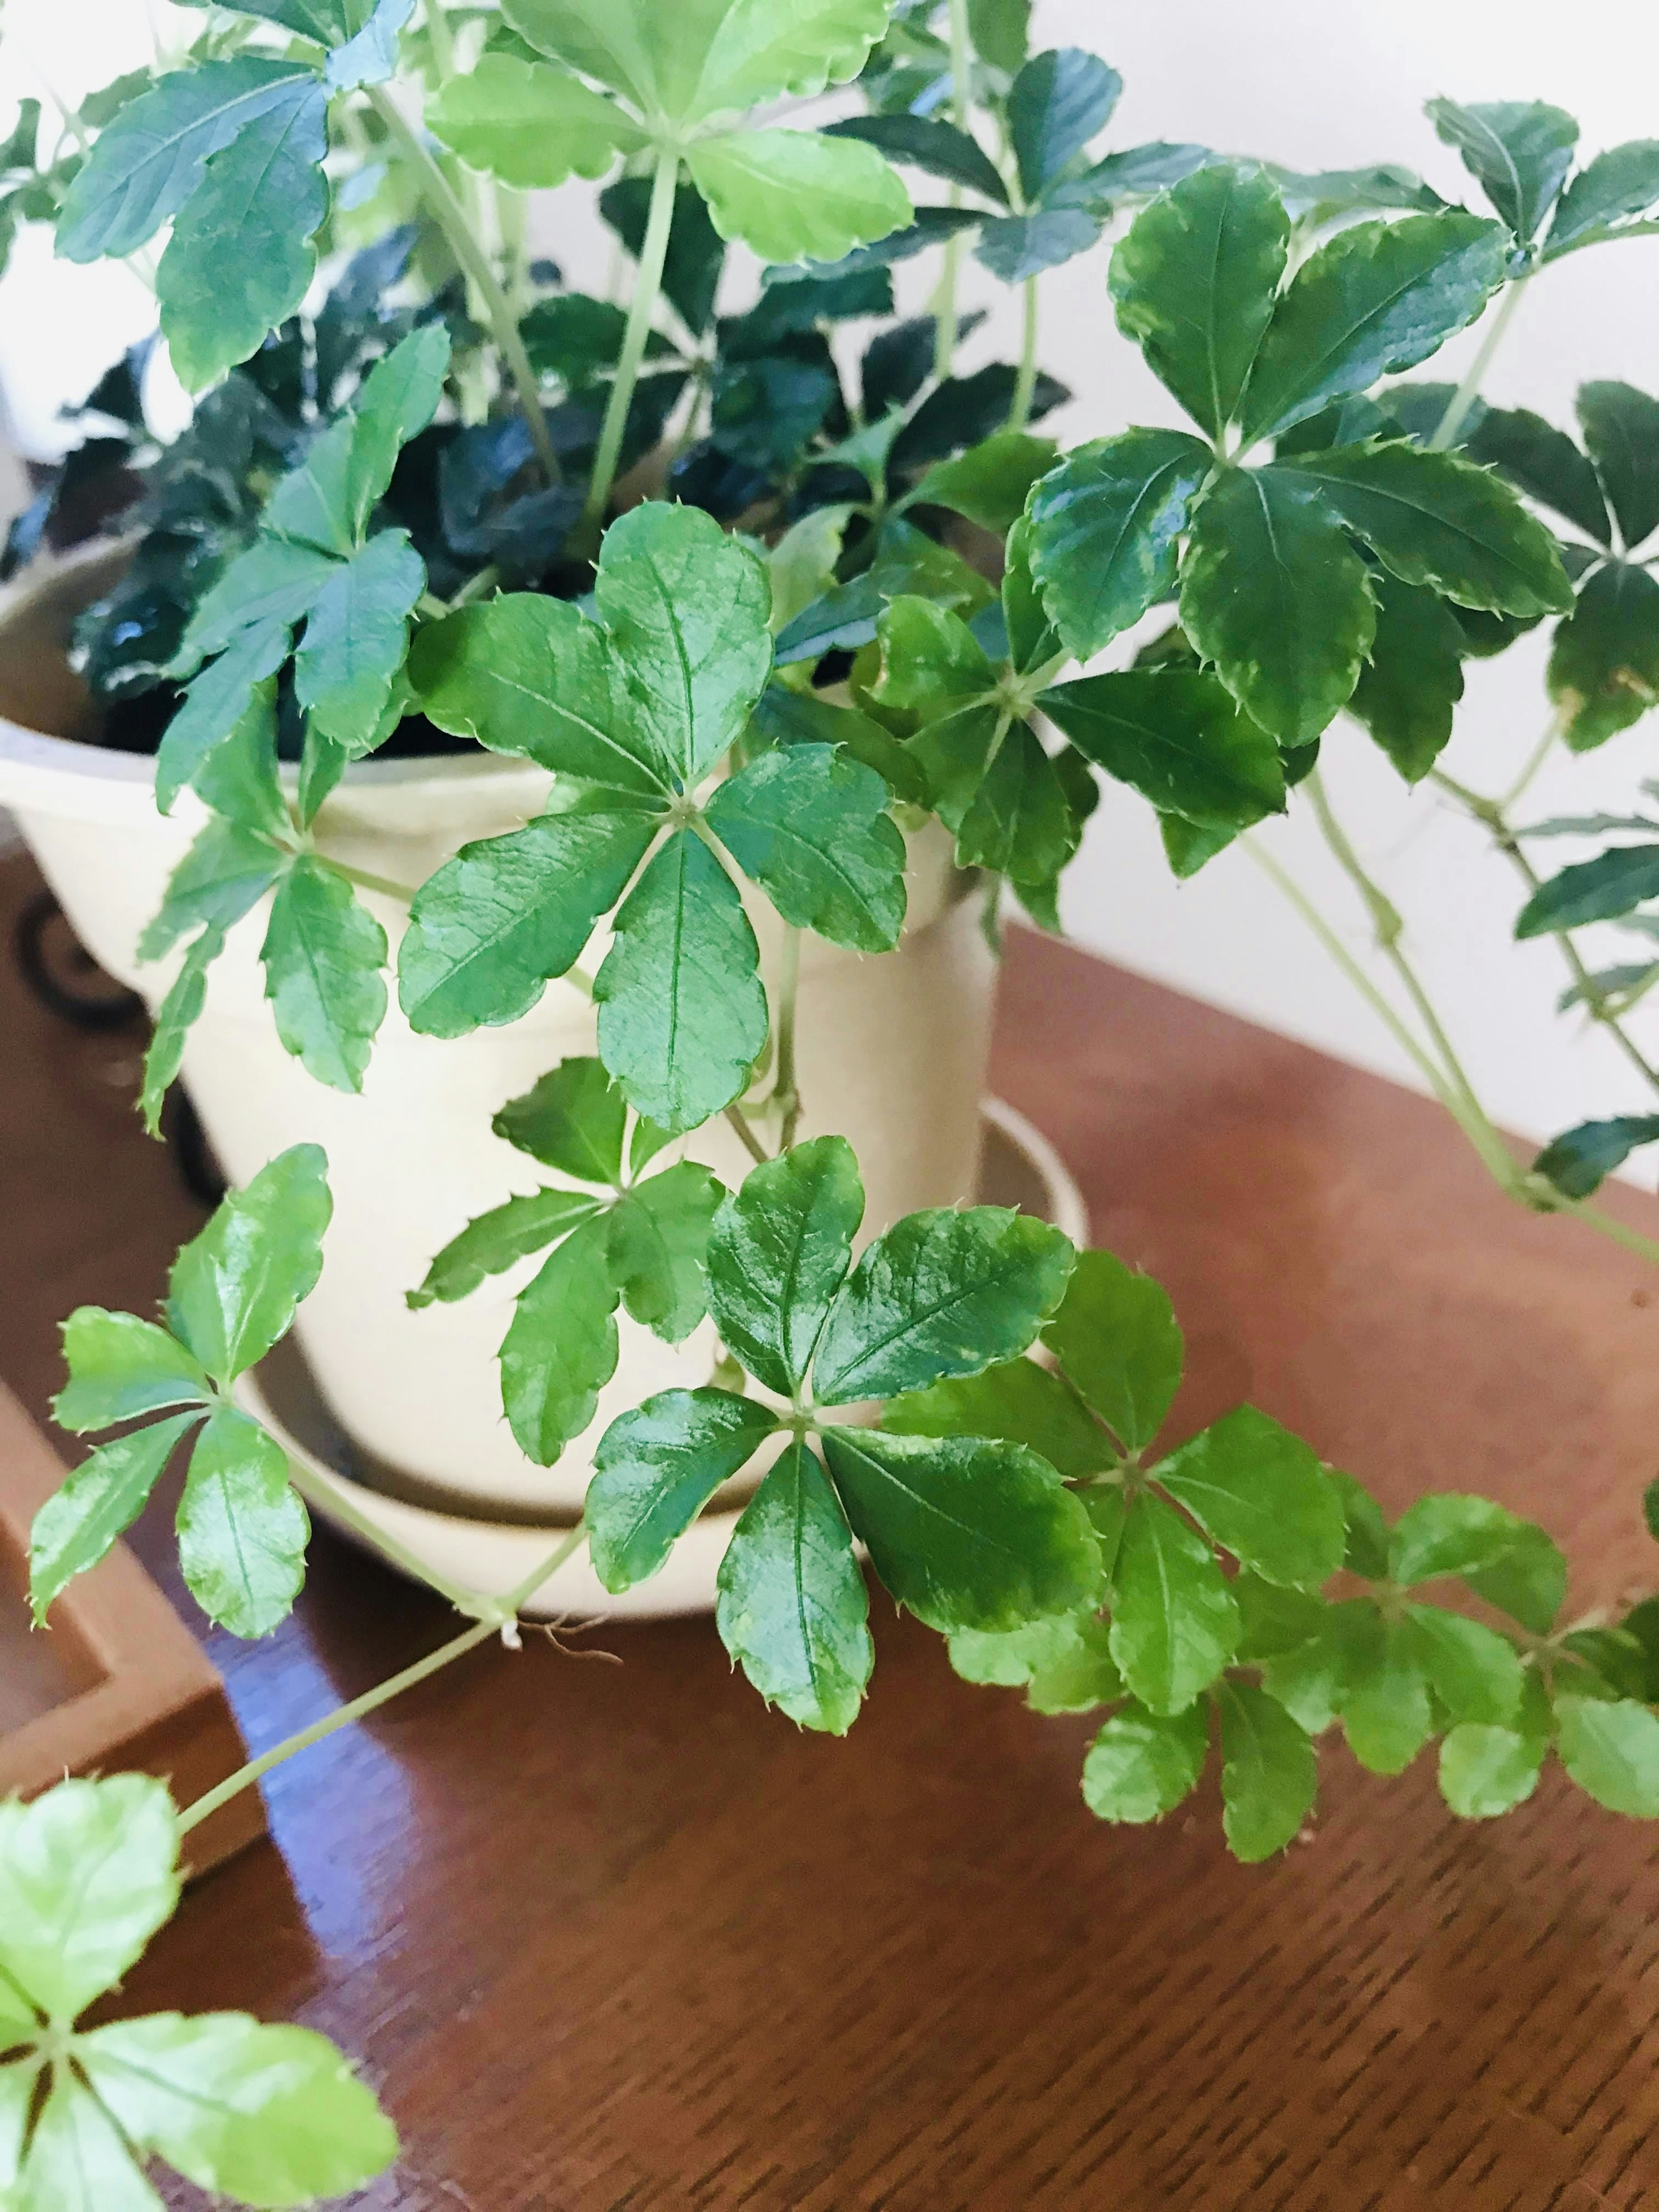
top-left (140, 927), bottom-right (225, 1139)
top-left (1107, 160), bottom-right (1288, 441)
top-left (956, 720), bottom-right (1078, 891)
top-left (1426, 97), bottom-right (1577, 242)
top-left (407, 1189), bottom-right (601, 1309)
top-left (172, 537), bottom-right (340, 676)
top-left (499, 1215), bottom-right (620, 1465)
top-left (175, 1406), bottom-right (308, 1637)
top-left (1007, 48), bottom-right (1121, 200)
top-left (595, 502), bottom-right (772, 789)
top-left (292, 530), bottom-right (426, 752)
top-left (607, 1160), bottom-right (724, 1342)
top-left (493, 1058), bottom-right (627, 1183)
top-left (871, 594), bottom-right (996, 723)
top-left (687, 130), bottom-right (911, 269)
top-left (1403, 1603), bottom-right (1525, 1726)
top-left (952, 1610), bottom-right (1122, 1712)
top-left (1274, 443), bottom-right (1572, 617)
top-left (400, 806), bottom-right (657, 1040)
top-left (1554, 1694), bottom-right (1659, 1816)
top-left (427, 54), bottom-right (645, 186)
top-left (1548, 561), bottom-right (1659, 752)
top-left (1342, 1616), bottom-right (1433, 1774)
top-left (1217, 1681), bottom-right (1318, 1861)
top-left (884, 1357), bottom-right (1115, 1480)
top-left (1437, 1722), bottom-right (1547, 1818)
top-left (1514, 844), bottom-right (1659, 938)
top-left (820, 1427), bottom-right (1101, 1635)
top-left (1025, 429), bottom-right (1212, 660)
top-left (1040, 667), bottom-right (1287, 828)
top-left (1465, 405), bottom-right (1612, 545)
top-left (0, 1774), bottom-right (179, 2027)
top-left (1236, 213), bottom-right (1508, 448)
top-left (813, 1206), bottom-right (1074, 1406)
top-left (1347, 575), bottom-right (1467, 783)
top-left (1109, 1490), bottom-right (1239, 1715)
top-left (715, 1440), bottom-right (872, 1733)
top-left (167, 1144), bottom-right (331, 1387)
top-left (706, 741), bottom-right (907, 953)
top-left (589, 1386), bottom-right (778, 1591)
top-left (156, 618), bottom-right (292, 814)
top-left (707, 1136), bottom-right (863, 1397)
top-left (910, 433), bottom-right (1057, 538)
top-left (138, 820), bottom-right (286, 966)
top-left (1180, 464), bottom-right (1376, 746)
top-left (53, 1310), bottom-right (213, 1435)
top-left (29, 1413), bottom-right (205, 1626)
top-left (10, 2071), bottom-right (161, 2211)
top-left (594, 830), bottom-right (768, 1132)
top-left (1532, 1113), bottom-right (1659, 1201)
top-left (1388, 1491), bottom-right (1567, 1634)
top-left (78, 2012), bottom-right (398, 2207)
top-left (1577, 381), bottom-right (1659, 553)
top-left (1155, 1405), bottom-right (1344, 1590)
top-left (692, 0), bottom-right (899, 118)
top-left (1040, 1248), bottom-right (1184, 1454)
top-left (825, 113), bottom-right (1009, 206)
top-left (1081, 1698), bottom-right (1209, 1824)
top-left (260, 858), bottom-right (387, 1093)
top-left (1545, 140), bottom-right (1659, 258)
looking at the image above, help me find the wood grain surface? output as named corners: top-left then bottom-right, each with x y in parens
top-left (3, 849), bottom-right (1657, 2211)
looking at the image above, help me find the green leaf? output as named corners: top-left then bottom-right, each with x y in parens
top-left (1007, 47), bottom-right (1120, 201)
top-left (715, 1440), bottom-right (872, 1733)
top-left (956, 720), bottom-right (1078, 890)
top-left (176, 1405), bottom-right (308, 1637)
top-left (1156, 1405), bottom-right (1344, 1589)
top-left (885, 1357), bottom-right (1114, 1480)
top-left (1545, 140), bottom-right (1659, 257)
top-left (1533, 1112), bottom-right (1659, 1200)
top-left (813, 1206), bottom-right (1074, 1405)
top-left (140, 928), bottom-right (225, 1140)
top-left (594, 501), bottom-right (772, 788)
top-left (172, 537), bottom-right (339, 676)
top-left (1108, 160), bottom-right (1287, 440)
top-left (267, 324), bottom-right (451, 556)
top-left (498, 1215), bottom-right (620, 1465)
top-left (1217, 1681), bottom-right (1317, 1860)
top-left (1437, 1722), bottom-right (1546, 1818)
top-left (952, 1610), bottom-right (1122, 1713)
top-left (194, 680), bottom-right (289, 841)
top-left (1000, 516), bottom-right (1062, 677)
top-left (693, 0), bottom-right (899, 119)
top-left (1427, 98), bottom-right (1577, 243)
top-left (399, 806), bottom-right (657, 1040)
top-left (0, 1774), bottom-right (178, 2024)
top-left (1554, 1695), bottom-right (1659, 1816)
top-left (1233, 1573), bottom-right (1331, 1662)
top-left (11, 2070), bottom-right (159, 2211)
top-left (138, 819), bottom-right (286, 964)
top-left (1404, 1603), bottom-right (1524, 1726)
top-left (53, 1310), bottom-right (213, 1434)
top-left (820, 1427), bottom-right (1100, 1634)
top-left (1271, 163), bottom-right (1446, 225)
top-left (687, 129), bottom-right (911, 267)
top-left (607, 1160), bottom-right (724, 1342)
top-left (1109, 1490), bottom-right (1239, 1714)
top-left (1347, 575), bottom-right (1467, 782)
top-left (706, 742), bottom-right (906, 953)
top-left (1274, 443), bottom-right (1572, 617)
top-left (292, 530), bottom-right (426, 753)
top-left (1040, 667), bottom-right (1288, 826)
top-left (79, 2012), bottom-right (397, 2206)
top-left (427, 54), bottom-right (644, 186)
top-left (1236, 213), bottom-right (1508, 448)
top-left (56, 58), bottom-right (317, 261)
top-left (1515, 844), bottom-right (1659, 937)
top-left (706, 1136), bottom-right (862, 1397)
top-left (593, 830), bottom-right (768, 1132)
top-left (1548, 561), bottom-right (1659, 752)
top-left (1465, 404), bottom-right (1611, 545)
top-left (1387, 1491), bottom-right (1566, 1634)
top-left (968, 0), bottom-right (1028, 71)
top-left (1260, 1594), bottom-right (1374, 1735)
top-left (1040, 1248), bottom-right (1183, 1454)
top-left (751, 684), bottom-right (929, 806)
top-left (29, 1413), bottom-right (205, 1626)
top-left (167, 1144), bottom-right (331, 1386)
top-left (493, 1058), bottom-right (626, 1183)
top-left (1329, 1465), bottom-right (1390, 1579)
top-left (157, 75), bottom-right (329, 391)
top-left (1179, 465), bottom-right (1375, 746)
top-left (825, 113), bottom-right (1009, 205)
top-left (260, 857), bottom-right (387, 1093)
top-left (589, 1386), bottom-right (778, 1591)
top-left (1577, 381), bottom-right (1659, 553)
top-left (407, 1190), bottom-right (601, 1308)
top-left (871, 594), bottom-right (996, 723)
top-left (156, 619), bottom-right (292, 813)
top-left (912, 432), bottom-right (1057, 536)
top-left (1341, 1617), bottom-right (1432, 1774)
top-left (1081, 1698), bottom-right (1209, 1824)
top-left (1025, 429), bottom-right (1212, 660)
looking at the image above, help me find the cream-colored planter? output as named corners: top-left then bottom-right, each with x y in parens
top-left (0, 547), bottom-right (1045, 1609)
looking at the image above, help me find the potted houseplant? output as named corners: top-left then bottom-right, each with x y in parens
top-left (3, 3), bottom-right (1659, 2200)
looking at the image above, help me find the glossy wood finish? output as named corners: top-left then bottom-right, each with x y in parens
top-left (3, 848), bottom-right (1657, 2209)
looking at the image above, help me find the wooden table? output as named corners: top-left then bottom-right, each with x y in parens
top-left (4, 849), bottom-right (1658, 2211)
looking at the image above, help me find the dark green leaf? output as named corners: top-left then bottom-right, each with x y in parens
top-left (53, 1310), bottom-right (212, 1436)
top-left (1427, 97), bottom-right (1577, 241)
top-left (890, 362), bottom-right (1069, 476)
top-left (499, 1214), bottom-right (620, 1465)
top-left (1347, 575), bottom-right (1467, 782)
top-left (824, 113), bottom-right (1007, 204)
top-left (1048, 142), bottom-right (1211, 210)
top-left (1041, 666), bottom-right (1289, 824)
top-left (1549, 560), bottom-right (1659, 752)
top-left (176, 1405), bottom-right (308, 1637)
top-left (1081, 1698), bottom-right (1209, 1823)
top-left (1041, 1248), bottom-right (1183, 1453)
top-left (820, 1426), bottom-right (1100, 1634)
top-left (493, 1057), bottom-right (626, 1184)
top-left (1577, 380), bottom-right (1659, 552)
top-left (1000, 516), bottom-right (1062, 676)
top-left (167, 1144), bottom-right (330, 1386)
top-left (407, 1189), bottom-right (601, 1308)
top-left (1008, 48), bottom-right (1120, 201)
top-left (1532, 1113), bottom-right (1659, 1199)
top-left (29, 1413), bottom-right (205, 1625)
top-left (193, 679), bottom-right (289, 840)
top-left (974, 207), bottom-right (1099, 283)
top-left (140, 927), bottom-right (225, 1140)
top-left (750, 684), bottom-right (929, 806)
top-left (1108, 160), bottom-right (1287, 440)
top-left (1026, 428), bottom-right (1212, 659)
top-left (589, 1386), bottom-right (778, 1591)
top-left (607, 1160), bottom-right (723, 1342)
top-left (911, 432), bottom-right (1058, 536)
top-left (1109, 1489), bottom-right (1239, 1713)
top-left (706, 742), bottom-right (907, 952)
top-left (715, 1440), bottom-right (872, 1733)
top-left (594, 830), bottom-right (769, 1132)
top-left (1554, 1695), bottom-right (1659, 1816)
top-left (1158, 813), bottom-right (1235, 878)
top-left (1515, 844), bottom-right (1659, 936)
top-left (1438, 1722), bottom-right (1546, 1817)
top-left (967, 0), bottom-right (1029, 73)
top-left (1329, 1466), bottom-right (1390, 1579)
top-left (884, 1357), bottom-right (1115, 1480)
top-left (1545, 139), bottom-right (1659, 257)
top-left (707, 1136), bottom-right (863, 1398)
top-left (1271, 163), bottom-right (1446, 225)
top-left (1217, 1681), bottom-right (1317, 1860)
top-left (1179, 464), bottom-right (1375, 745)
top-left (292, 531), bottom-right (425, 753)
top-left (259, 857), bottom-right (386, 1093)
top-left (1465, 405), bottom-right (1611, 545)
top-left (956, 720), bottom-right (1077, 889)
top-left (172, 539), bottom-right (340, 675)
top-left (137, 817), bottom-right (286, 963)
top-left (1156, 1405), bottom-right (1344, 1589)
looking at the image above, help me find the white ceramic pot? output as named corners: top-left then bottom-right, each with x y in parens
top-left (0, 547), bottom-right (1047, 1610)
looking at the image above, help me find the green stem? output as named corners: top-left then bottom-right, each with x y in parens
top-left (1500, 715), bottom-right (1560, 811)
top-left (284, 1458), bottom-right (485, 1619)
top-left (367, 84), bottom-right (560, 488)
top-left (583, 143), bottom-right (680, 531)
top-left (774, 926), bottom-right (803, 1152)
top-left (931, 0), bottom-right (974, 384)
top-left (725, 1103), bottom-right (771, 1167)
top-left (330, 860), bottom-right (419, 905)
top-left (1007, 275), bottom-right (1039, 432)
top-left (1429, 276), bottom-right (1528, 451)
